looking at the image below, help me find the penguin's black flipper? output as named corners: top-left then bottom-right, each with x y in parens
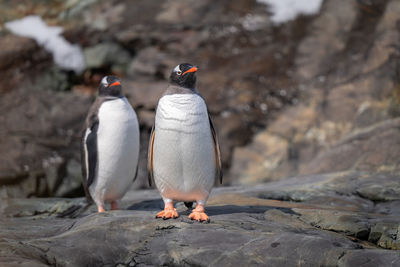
top-left (85, 123), bottom-right (98, 188)
top-left (80, 128), bottom-right (94, 204)
top-left (80, 98), bottom-right (105, 204)
top-left (184, 202), bottom-right (193, 209)
top-left (209, 115), bottom-right (223, 184)
top-left (132, 163), bottom-right (139, 182)
top-left (147, 125), bottom-right (155, 187)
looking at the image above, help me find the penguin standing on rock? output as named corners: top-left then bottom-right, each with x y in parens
top-left (81, 76), bottom-right (140, 212)
top-left (148, 63), bottom-right (222, 222)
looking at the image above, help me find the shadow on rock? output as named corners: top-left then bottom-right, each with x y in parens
top-left (206, 205), bottom-right (295, 216)
top-left (127, 200), bottom-right (296, 217)
top-left (128, 198), bottom-right (164, 211)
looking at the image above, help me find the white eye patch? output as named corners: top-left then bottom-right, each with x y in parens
top-left (101, 76), bottom-right (108, 86)
top-left (173, 65), bottom-right (181, 72)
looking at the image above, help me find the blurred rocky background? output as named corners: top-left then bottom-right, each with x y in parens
top-left (1, 0), bottom-right (399, 198)
top-left (1, 0), bottom-right (400, 265)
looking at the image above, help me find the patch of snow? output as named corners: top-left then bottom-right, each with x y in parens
top-left (258, 0), bottom-right (323, 25)
top-left (5, 15), bottom-right (85, 73)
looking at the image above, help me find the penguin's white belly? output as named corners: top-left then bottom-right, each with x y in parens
top-left (153, 94), bottom-right (215, 202)
top-left (90, 97), bottom-right (139, 203)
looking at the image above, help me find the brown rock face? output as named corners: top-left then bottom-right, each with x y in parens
top-left (302, 118), bottom-right (400, 175)
top-left (231, 0), bottom-right (400, 184)
top-left (0, 35), bottom-right (50, 94)
top-left (0, 87), bottom-right (92, 197)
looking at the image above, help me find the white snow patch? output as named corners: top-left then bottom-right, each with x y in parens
top-left (258, 0), bottom-right (323, 24)
top-left (5, 15), bottom-right (85, 73)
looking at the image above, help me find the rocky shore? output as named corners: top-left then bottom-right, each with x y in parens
top-left (1, 171), bottom-right (399, 266)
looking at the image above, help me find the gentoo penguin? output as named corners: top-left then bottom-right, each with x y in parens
top-left (80, 76), bottom-right (140, 212)
top-left (148, 63), bottom-right (222, 222)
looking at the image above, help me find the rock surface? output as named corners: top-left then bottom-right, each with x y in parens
top-left (0, 86), bottom-right (92, 198)
top-left (1, 171), bottom-right (399, 266)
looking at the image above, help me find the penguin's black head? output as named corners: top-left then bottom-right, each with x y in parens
top-left (98, 76), bottom-right (122, 97)
top-left (170, 63), bottom-right (198, 89)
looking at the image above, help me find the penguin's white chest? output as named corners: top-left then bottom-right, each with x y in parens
top-left (91, 97), bottom-right (140, 202)
top-left (153, 94), bottom-right (215, 202)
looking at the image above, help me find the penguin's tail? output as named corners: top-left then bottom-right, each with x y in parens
top-left (184, 202), bottom-right (193, 209)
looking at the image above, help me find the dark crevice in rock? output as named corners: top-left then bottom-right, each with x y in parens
top-left (296, 212), bottom-right (400, 250)
top-left (64, 221), bottom-right (77, 232)
top-left (338, 250), bottom-right (346, 260)
top-left (354, 191), bottom-right (379, 204)
top-left (256, 194), bottom-right (303, 203)
top-left (319, 227), bottom-right (374, 247)
top-left (355, 190), bottom-right (392, 204)
top-left (155, 225), bottom-right (180, 231)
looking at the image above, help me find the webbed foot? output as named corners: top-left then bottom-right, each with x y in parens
top-left (156, 202), bottom-right (179, 220)
top-left (188, 204), bottom-right (209, 223)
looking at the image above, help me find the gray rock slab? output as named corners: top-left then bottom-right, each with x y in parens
top-left (1, 171), bottom-right (400, 266)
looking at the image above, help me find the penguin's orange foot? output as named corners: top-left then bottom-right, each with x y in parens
top-left (97, 205), bottom-right (106, 213)
top-left (156, 208), bottom-right (179, 220)
top-left (188, 211), bottom-right (210, 223)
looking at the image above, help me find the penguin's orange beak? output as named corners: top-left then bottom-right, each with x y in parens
top-left (109, 81), bottom-right (120, 87)
top-left (182, 66), bottom-right (198, 76)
